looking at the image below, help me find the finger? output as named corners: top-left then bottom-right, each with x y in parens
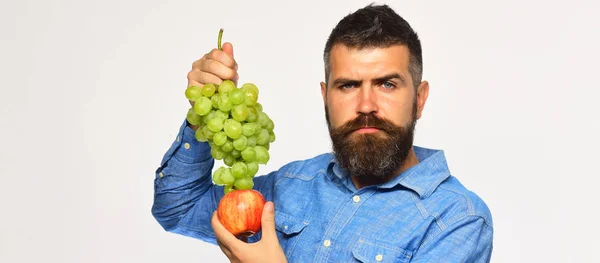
top-left (192, 52), bottom-right (236, 72)
top-left (220, 42), bottom-right (237, 70)
top-left (220, 43), bottom-right (239, 86)
top-left (198, 59), bottom-right (238, 82)
top-left (211, 211), bottom-right (245, 249)
top-left (187, 69), bottom-right (223, 87)
top-left (216, 239), bottom-right (234, 259)
top-left (204, 46), bottom-right (238, 71)
top-left (260, 201), bottom-right (278, 242)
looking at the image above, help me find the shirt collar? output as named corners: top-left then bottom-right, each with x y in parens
top-left (327, 146), bottom-right (451, 198)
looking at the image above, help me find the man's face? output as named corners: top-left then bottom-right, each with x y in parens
top-left (321, 44), bottom-right (429, 181)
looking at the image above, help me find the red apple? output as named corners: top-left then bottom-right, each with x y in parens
top-left (217, 189), bottom-right (266, 238)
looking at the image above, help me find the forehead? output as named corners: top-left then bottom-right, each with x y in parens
top-left (329, 44), bottom-right (411, 77)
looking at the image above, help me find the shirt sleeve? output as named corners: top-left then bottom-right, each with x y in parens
top-left (151, 119), bottom-right (277, 245)
top-left (151, 119), bottom-right (221, 243)
top-left (410, 215), bottom-right (494, 263)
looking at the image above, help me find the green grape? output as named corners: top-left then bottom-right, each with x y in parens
top-left (243, 94), bottom-right (256, 106)
top-left (265, 118), bottom-right (275, 131)
top-left (232, 162), bottom-right (248, 179)
top-left (223, 155), bottom-right (236, 166)
top-left (246, 161), bottom-right (259, 177)
top-left (242, 123), bottom-right (255, 137)
top-left (218, 93), bottom-right (233, 112)
top-left (211, 145), bottom-right (227, 160)
top-left (213, 131), bottom-right (228, 146)
top-left (207, 117), bottom-right (224, 133)
top-left (254, 145), bottom-right (270, 164)
top-left (233, 135), bottom-right (248, 151)
top-left (257, 129), bottom-right (270, 146)
top-left (246, 106), bottom-right (258, 122)
top-left (188, 64), bottom-right (277, 189)
top-left (224, 119), bottom-right (243, 139)
top-left (234, 176), bottom-right (254, 190)
top-left (252, 123), bottom-right (262, 135)
top-left (211, 94), bottom-right (220, 109)
top-left (218, 80), bottom-right (236, 94)
top-left (201, 125), bottom-right (214, 140)
top-left (185, 86), bottom-right (202, 101)
top-left (241, 146), bottom-right (256, 162)
top-left (193, 97), bottom-right (213, 116)
top-left (198, 119), bottom-right (207, 129)
top-left (212, 166), bottom-right (226, 185)
top-left (201, 83), bottom-right (216, 97)
top-left (241, 83), bottom-right (258, 106)
top-left (221, 168), bottom-right (235, 185)
top-left (241, 83), bottom-right (258, 95)
top-left (228, 88), bottom-right (245, 105)
top-left (257, 112), bottom-right (269, 128)
top-left (215, 110), bottom-right (229, 120)
top-left (187, 108), bottom-right (201, 126)
top-left (231, 104), bottom-right (249, 122)
top-left (246, 136), bottom-right (257, 147)
top-left (221, 140), bottom-right (233, 152)
top-left (195, 128), bottom-right (208, 142)
top-left (202, 110), bottom-right (217, 124)
top-left (230, 149), bottom-right (241, 159)
top-left (254, 103), bottom-right (263, 112)
top-left (269, 131), bottom-right (276, 143)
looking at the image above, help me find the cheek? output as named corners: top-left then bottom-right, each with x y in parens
top-left (378, 94), bottom-right (415, 126)
top-left (326, 93), bottom-right (356, 128)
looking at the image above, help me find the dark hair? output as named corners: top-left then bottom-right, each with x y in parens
top-left (323, 3), bottom-right (423, 89)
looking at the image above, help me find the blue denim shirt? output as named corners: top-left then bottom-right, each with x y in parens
top-left (152, 121), bottom-right (494, 262)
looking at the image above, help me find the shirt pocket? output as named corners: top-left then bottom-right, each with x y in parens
top-left (274, 210), bottom-right (309, 257)
top-left (350, 239), bottom-right (413, 263)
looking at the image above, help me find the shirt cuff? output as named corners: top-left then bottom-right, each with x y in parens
top-left (170, 119), bottom-right (212, 164)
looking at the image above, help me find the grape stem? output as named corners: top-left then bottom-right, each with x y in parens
top-left (218, 28), bottom-right (224, 50)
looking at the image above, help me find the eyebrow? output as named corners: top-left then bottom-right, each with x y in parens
top-left (331, 78), bottom-right (362, 87)
top-left (373, 73), bottom-right (407, 86)
top-left (331, 73), bottom-right (407, 87)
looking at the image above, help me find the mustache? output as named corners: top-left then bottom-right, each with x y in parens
top-left (333, 113), bottom-right (398, 137)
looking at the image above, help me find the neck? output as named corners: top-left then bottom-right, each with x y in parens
top-left (351, 147), bottom-right (419, 190)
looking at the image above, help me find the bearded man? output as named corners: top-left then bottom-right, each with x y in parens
top-left (152, 4), bottom-right (493, 263)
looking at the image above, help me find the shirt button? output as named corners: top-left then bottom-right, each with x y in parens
top-left (353, 195), bottom-right (361, 203)
top-left (323, 239), bottom-right (331, 247)
top-left (184, 143), bottom-right (191, 150)
top-left (158, 172), bottom-right (164, 178)
top-left (375, 254), bottom-right (383, 261)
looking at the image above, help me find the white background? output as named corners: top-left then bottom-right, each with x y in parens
top-left (1, 0), bottom-right (598, 262)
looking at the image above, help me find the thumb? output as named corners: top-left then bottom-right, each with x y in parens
top-left (221, 42), bottom-right (234, 59)
top-left (260, 201), bottom-right (277, 241)
top-left (221, 42), bottom-right (238, 86)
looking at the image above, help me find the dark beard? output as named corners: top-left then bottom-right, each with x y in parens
top-left (326, 105), bottom-right (417, 184)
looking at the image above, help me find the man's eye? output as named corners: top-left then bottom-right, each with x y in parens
top-left (382, 82), bottom-right (395, 89)
top-left (340, 83), bottom-right (355, 89)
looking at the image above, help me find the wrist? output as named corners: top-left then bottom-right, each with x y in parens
top-left (187, 120), bottom-right (200, 131)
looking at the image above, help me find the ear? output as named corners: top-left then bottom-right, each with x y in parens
top-left (320, 81), bottom-right (327, 105)
top-left (415, 81), bottom-right (430, 120)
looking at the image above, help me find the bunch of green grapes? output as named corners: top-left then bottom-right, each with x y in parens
top-left (185, 80), bottom-right (275, 194)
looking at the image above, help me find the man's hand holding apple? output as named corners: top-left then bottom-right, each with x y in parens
top-left (211, 201), bottom-right (287, 263)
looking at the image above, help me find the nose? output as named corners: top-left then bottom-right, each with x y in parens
top-left (357, 86), bottom-right (378, 115)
